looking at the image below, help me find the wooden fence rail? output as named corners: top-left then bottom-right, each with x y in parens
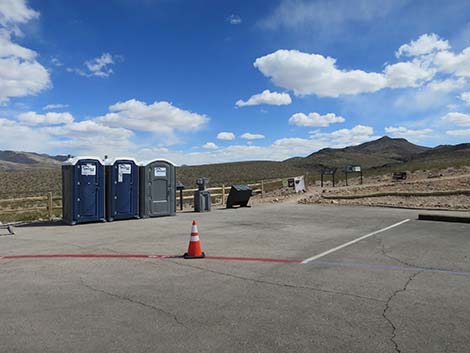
top-left (0, 176), bottom-right (297, 220)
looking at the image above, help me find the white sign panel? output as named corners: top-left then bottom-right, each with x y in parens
top-left (81, 164), bottom-right (96, 176)
top-left (352, 166), bottom-right (361, 172)
top-left (118, 163), bottom-right (132, 182)
top-left (154, 167), bottom-right (167, 177)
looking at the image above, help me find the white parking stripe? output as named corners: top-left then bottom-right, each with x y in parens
top-left (301, 219), bottom-right (410, 264)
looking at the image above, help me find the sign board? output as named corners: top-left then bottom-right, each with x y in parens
top-left (154, 167), bottom-right (167, 177)
top-left (81, 164), bottom-right (96, 176)
top-left (118, 163), bottom-right (131, 182)
top-left (352, 166), bottom-right (361, 172)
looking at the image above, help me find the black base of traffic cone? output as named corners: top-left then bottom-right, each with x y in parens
top-left (183, 252), bottom-right (206, 259)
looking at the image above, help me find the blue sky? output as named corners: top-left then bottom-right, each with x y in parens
top-left (1, 0), bottom-right (470, 165)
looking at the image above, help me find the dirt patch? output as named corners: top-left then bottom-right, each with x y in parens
top-left (300, 167), bottom-right (470, 211)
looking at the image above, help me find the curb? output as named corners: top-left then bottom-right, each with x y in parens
top-left (418, 214), bottom-right (470, 224)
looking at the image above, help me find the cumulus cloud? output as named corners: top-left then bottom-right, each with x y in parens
top-left (96, 99), bottom-right (209, 140)
top-left (254, 50), bottom-right (387, 97)
top-left (383, 60), bottom-right (435, 88)
top-left (235, 90), bottom-right (291, 107)
top-left (310, 125), bottom-right (376, 145)
top-left (43, 103), bottom-right (69, 110)
top-left (441, 112), bottom-right (470, 126)
top-left (240, 133), bottom-right (265, 140)
top-left (253, 34), bottom-right (470, 98)
top-left (202, 142), bottom-right (218, 149)
top-left (227, 14), bottom-right (242, 25)
top-left (289, 112), bottom-right (345, 127)
top-left (396, 33), bottom-right (449, 58)
top-left (433, 48), bottom-right (470, 77)
top-left (68, 53), bottom-right (117, 78)
top-left (459, 92), bottom-right (470, 105)
top-left (0, 1), bottom-right (50, 103)
top-left (217, 132), bottom-right (235, 140)
top-left (0, 118), bottom-right (50, 152)
top-left (17, 111), bottom-right (74, 125)
top-left (0, 0), bottom-right (39, 28)
top-left (426, 78), bottom-right (466, 92)
top-left (384, 126), bottom-right (433, 139)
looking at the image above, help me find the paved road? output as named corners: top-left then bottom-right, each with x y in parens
top-left (1, 203), bottom-right (469, 353)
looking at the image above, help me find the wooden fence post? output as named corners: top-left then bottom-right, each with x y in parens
top-left (261, 180), bottom-right (265, 198)
top-left (47, 192), bottom-right (53, 221)
top-left (221, 184), bottom-right (225, 205)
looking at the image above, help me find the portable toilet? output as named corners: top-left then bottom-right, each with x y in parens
top-left (104, 157), bottom-right (139, 221)
top-left (62, 157), bottom-right (105, 225)
top-left (139, 159), bottom-right (176, 218)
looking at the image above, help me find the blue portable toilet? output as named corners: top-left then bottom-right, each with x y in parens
top-left (104, 157), bottom-right (139, 221)
top-left (62, 157), bottom-right (105, 225)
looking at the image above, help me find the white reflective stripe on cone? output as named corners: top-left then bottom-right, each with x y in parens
top-left (190, 236), bottom-right (200, 241)
top-left (192, 226), bottom-right (198, 233)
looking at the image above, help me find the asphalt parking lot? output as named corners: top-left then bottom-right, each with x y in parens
top-left (1, 203), bottom-right (470, 353)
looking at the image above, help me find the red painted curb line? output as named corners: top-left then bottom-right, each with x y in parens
top-left (0, 254), bottom-right (302, 263)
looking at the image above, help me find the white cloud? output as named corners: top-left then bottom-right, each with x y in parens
top-left (0, 2), bottom-right (50, 103)
top-left (396, 33), bottom-right (450, 58)
top-left (427, 78), bottom-right (466, 92)
top-left (17, 111), bottom-right (74, 125)
top-left (254, 50), bottom-right (387, 97)
top-left (446, 129), bottom-right (470, 136)
top-left (441, 112), bottom-right (470, 126)
top-left (0, 0), bottom-right (39, 28)
top-left (202, 142), bottom-right (218, 149)
top-left (310, 125), bottom-right (376, 146)
top-left (217, 132), bottom-right (235, 140)
top-left (459, 92), bottom-right (470, 105)
top-left (50, 57), bottom-right (63, 67)
top-left (43, 103), bottom-right (69, 110)
top-left (235, 90), bottom-right (291, 107)
top-left (433, 48), bottom-right (470, 77)
top-left (384, 126), bottom-right (433, 139)
top-left (289, 112), bottom-right (345, 127)
top-left (240, 133), bottom-right (265, 140)
top-left (96, 99), bottom-right (209, 141)
top-left (227, 14), bottom-right (242, 25)
top-left (384, 60), bottom-right (435, 88)
top-left (68, 53), bottom-right (117, 78)
top-left (0, 118), bottom-right (50, 152)
top-left (258, 0), bottom-right (404, 31)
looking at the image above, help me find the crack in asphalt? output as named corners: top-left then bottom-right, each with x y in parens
top-left (163, 259), bottom-right (384, 303)
top-left (382, 271), bottom-right (422, 353)
top-left (78, 277), bottom-right (187, 329)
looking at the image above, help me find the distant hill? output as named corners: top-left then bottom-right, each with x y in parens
top-left (0, 151), bottom-right (67, 171)
top-left (1, 137), bottom-right (469, 187)
top-left (286, 136), bottom-right (429, 170)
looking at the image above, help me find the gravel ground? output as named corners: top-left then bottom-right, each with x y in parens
top-left (299, 167), bottom-right (470, 211)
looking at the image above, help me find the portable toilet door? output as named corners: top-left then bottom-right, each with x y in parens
top-left (139, 159), bottom-right (176, 218)
top-left (62, 157), bottom-right (105, 225)
top-left (105, 158), bottom-right (139, 221)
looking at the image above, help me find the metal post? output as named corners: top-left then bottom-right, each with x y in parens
top-left (47, 192), bottom-right (53, 221)
top-left (332, 173), bottom-right (335, 187)
top-left (360, 171), bottom-right (363, 185)
top-left (321, 173), bottom-right (324, 188)
top-left (179, 189), bottom-right (183, 211)
top-left (221, 184), bottom-right (225, 205)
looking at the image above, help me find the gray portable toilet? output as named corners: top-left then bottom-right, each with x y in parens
top-left (139, 159), bottom-right (176, 218)
top-left (62, 156), bottom-right (105, 225)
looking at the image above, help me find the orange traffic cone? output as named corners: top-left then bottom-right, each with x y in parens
top-left (183, 220), bottom-right (205, 259)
